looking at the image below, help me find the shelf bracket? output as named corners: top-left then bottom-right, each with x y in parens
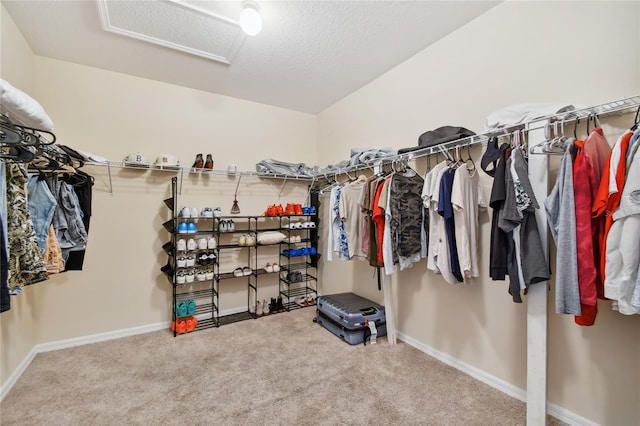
top-left (278, 176), bottom-right (288, 199)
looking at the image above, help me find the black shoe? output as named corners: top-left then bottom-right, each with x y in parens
top-left (204, 154), bottom-right (214, 169)
top-left (277, 296), bottom-right (284, 312)
top-left (192, 153), bottom-right (204, 168)
top-left (270, 297), bottom-right (278, 314)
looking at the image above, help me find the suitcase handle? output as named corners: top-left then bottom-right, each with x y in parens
top-left (360, 307), bottom-right (377, 316)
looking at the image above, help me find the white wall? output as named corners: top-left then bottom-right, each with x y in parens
top-left (317, 2), bottom-right (640, 425)
top-left (0, 3), bottom-right (39, 394)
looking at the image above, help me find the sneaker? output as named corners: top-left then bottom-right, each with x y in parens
top-left (219, 220), bottom-right (228, 232)
top-left (228, 220), bottom-right (235, 232)
top-left (185, 270), bottom-right (195, 283)
top-left (176, 256), bottom-right (186, 268)
top-left (176, 239), bottom-right (186, 251)
top-left (176, 271), bottom-right (186, 284)
top-left (272, 263), bottom-right (280, 272)
top-left (187, 222), bottom-right (197, 233)
top-left (205, 269), bottom-right (214, 280)
top-left (208, 253), bottom-right (216, 264)
top-left (190, 207), bottom-right (199, 218)
top-left (207, 237), bottom-right (217, 249)
top-left (243, 267), bottom-right (253, 276)
top-left (233, 267), bottom-right (244, 277)
top-left (197, 253), bottom-right (209, 265)
top-left (198, 238), bottom-right (208, 250)
top-left (177, 222), bottom-right (188, 234)
top-left (201, 207), bottom-right (214, 218)
top-left (186, 255), bottom-right (195, 267)
top-left (265, 263), bottom-right (273, 273)
top-left (196, 270), bottom-right (206, 281)
top-left (213, 207), bottom-right (222, 218)
top-left (187, 238), bottom-right (197, 250)
top-left (179, 206), bottom-right (191, 218)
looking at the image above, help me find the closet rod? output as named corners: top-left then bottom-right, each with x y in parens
top-left (323, 95), bottom-right (640, 180)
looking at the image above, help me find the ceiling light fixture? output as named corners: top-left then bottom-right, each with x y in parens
top-left (239, 1), bottom-right (262, 36)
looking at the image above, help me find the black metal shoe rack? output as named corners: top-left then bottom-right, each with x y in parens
top-left (277, 191), bottom-right (320, 311)
top-left (162, 177), bottom-right (219, 336)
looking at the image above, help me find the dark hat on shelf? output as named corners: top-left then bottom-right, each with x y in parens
top-left (398, 126), bottom-right (477, 154)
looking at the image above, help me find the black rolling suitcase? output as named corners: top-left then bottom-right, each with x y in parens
top-left (314, 293), bottom-right (386, 345)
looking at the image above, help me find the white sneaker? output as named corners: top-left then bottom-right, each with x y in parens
top-left (190, 207), bottom-right (199, 218)
top-left (205, 269), bottom-right (214, 280)
top-left (176, 239), bottom-right (186, 251)
top-left (207, 237), bottom-right (217, 249)
top-left (198, 238), bottom-right (208, 250)
top-left (219, 220), bottom-right (228, 232)
top-left (196, 270), bottom-right (206, 281)
top-left (187, 238), bottom-right (197, 251)
top-left (177, 256), bottom-right (186, 268)
top-left (186, 255), bottom-right (195, 267)
top-left (201, 207), bottom-right (214, 218)
top-left (185, 270), bottom-right (195, 283)
top-left (265, 263), bottom-right (273, 273)
top-left (213, 207), bottom-right (222, 218)
top-left (272, 263), bottom-right (280, 272)
top-left (228, 220), bottom-right (236, 232)
top-left (180, 207), bottom-right (191, 218)
top-left (176, 271), bottom-right (186, 284)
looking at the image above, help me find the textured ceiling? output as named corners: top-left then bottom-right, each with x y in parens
top-left (2, 0), bottom-right (499, 114)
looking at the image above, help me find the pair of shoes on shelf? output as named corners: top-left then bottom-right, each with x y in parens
top-left (301, 206), bottom-right (316, 215)
top-left (264, 204), bottom-right (285, 217)
top-left (196, 237), bottom-right (216, 250)
top-left (176, 299), bottom-right (196, 317)
top-left (192, 153), bottom-right (214, 170)
top-left (285, 235), bottom-right (302, 243)
top-left (219, 219), bottom-right (235, 232)
top-left (287, 271), bottom-right (304, 283)
top-left (238, 234), bottom-right (256, 246)
top-left (295, 294), bottom-right (316, 306)
top-left (264, 263), bottom-right (280, 273)
top-left (177, 254), bottom-right (196, 268)
top-left (233, 267), bottom-right (253, 277)
top-left (268, 296), bottom-right (285, 314)
top-left (177, 222), bottom-right (197, 234)
top-left (197, 252), bottom-right (216, 265)
top-left (180, 206), bottom-right (199, 218)
top-left (284, 203), bottom-right (303, 215)
top-left (255, 299), bottom-right (271, 317)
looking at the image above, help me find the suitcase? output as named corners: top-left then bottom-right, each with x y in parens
top-left (314, 293), bottom-right (386, 345)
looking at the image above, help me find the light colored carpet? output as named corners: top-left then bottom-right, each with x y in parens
top-left (1, 308), bottom-right (566, 425)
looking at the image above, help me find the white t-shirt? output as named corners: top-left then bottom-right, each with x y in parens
top-left (451, 166), bottom-right (487, 279)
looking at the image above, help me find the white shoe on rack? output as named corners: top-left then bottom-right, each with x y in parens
top-left (176, 239), bottom-right (186, 251)
top-left (207, 237), bottom-right (217, 249)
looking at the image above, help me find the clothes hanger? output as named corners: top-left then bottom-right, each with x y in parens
top-left (631, 104), bottom-right (639, 131)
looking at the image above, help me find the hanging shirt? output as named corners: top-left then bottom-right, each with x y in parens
top-left (438, 168), bottom-right (464, 283)
top-left (604, 143), bottom-right (640, 315)
top-left (451, 165), bottom-right (487, 279)
top-left (430, 165), bottom-right (450, 276)
top-left (389, 171), bottom-right (425, 270)
top-left (424, 162), bottom-right (447, 271)
top-left (545, 138), bottom-right (581, 315)
top-left (339, 180), bottom-right (367, 259)
top-left (574, 129), bottom-right (611, 326)
top-left (592, 131), bottom-right (633, 289)
top-left (485, 143), bottom-right (510, 281)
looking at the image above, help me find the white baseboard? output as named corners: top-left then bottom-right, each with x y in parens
top-left (0, 306), bottom-right (254, 401)
top-left (396, 332), bottom-right (600, 426)
top-left (0, 345), bottom-right (39, 401)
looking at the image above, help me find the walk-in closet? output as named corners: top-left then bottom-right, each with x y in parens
top-left (1, 2), bottom-right (639, 425)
